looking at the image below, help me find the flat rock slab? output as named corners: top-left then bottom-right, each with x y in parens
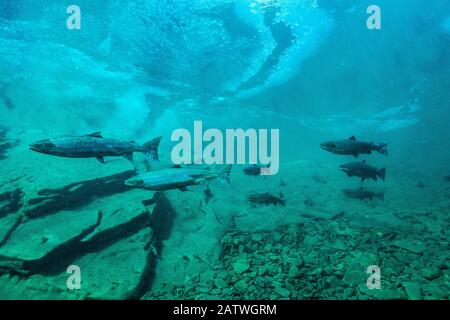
top-left (0, 228), bottom-right (153, 300)
top-left (81, 189), bottom-right (154, 243)
top-left (391, 239), bottom-right (427, 254)
top-left (58, 227), bottom-right (154, 300)
top-left (0, 214), bottom-right (22, 246)
top-left (0, 193), bottom-right (153, 272)
top-left (0, 209), bottom-right (100, 265)
top-left (150, 191), bottom-right (223, 292)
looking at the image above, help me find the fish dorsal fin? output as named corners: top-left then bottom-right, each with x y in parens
top-left (348, 136), bottom-right (356, 141)
top-left (86, 132), bottom-right (103, 138)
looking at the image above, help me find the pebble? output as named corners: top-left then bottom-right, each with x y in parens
top-left (213, 278), bottom-right (227, 289)
top-left (211, 288), bottom-right (222, 295)
top-left (310, 267), bottom-right (323, 276)
top-left (234, 279), bottom-right (248, 291)
top-left (288, 265), bottom-right (301, 278)
top-left (257, 266), bottom-right (268, 276)
top-left (272, 281), bottom-right (282, 288)
top-left (419, 266), bottom-right (441, 280)
top-left (274, 286), bottom-right (291, 298)
top-left (232, 259), bottom-right (250, 274)
top-left (403, 282), bottom-right (422, 300)
top-left (252, 234), bottom-right (263, 242)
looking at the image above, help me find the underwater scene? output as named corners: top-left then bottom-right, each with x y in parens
top-left (0, 0), bottom-right (449, 300)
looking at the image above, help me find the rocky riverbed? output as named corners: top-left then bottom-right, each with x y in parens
top-left (144, 211), bottom-right (449, 300)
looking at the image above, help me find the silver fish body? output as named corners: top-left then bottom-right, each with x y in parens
top-left (125, 165), bottom-right (232, 191)
top-left (30, 132), bottom-right (161, 163)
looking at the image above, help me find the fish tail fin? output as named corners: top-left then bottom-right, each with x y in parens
top-left (377, 142), bottom-right (388, 155)
top-left (143, 136), bottom-right (162, 161)
top-left (219, 164), bottom-right (232, 185)
top-left (378, 167), bottom-right (386, 181)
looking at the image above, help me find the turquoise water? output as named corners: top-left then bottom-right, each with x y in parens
top-left (0, 0), bottom-right (449, 300)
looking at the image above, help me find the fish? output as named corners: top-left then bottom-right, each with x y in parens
top-left (339, 161), bottom-right (386, 182)
top-left (247, 192), bottom-right (285, 206)
top-left (124, 165), bottom-right (232, 192)
top-left (320, 136), bottom-right (388, 157)
top-left (342, 187), bottom-right (385, 201)
top-left (204, 184), bottom-right (214, 204)
top-left (30, 132), bottom-right (162, 164)
top-left (243, 164), bottom-right (269, 176)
